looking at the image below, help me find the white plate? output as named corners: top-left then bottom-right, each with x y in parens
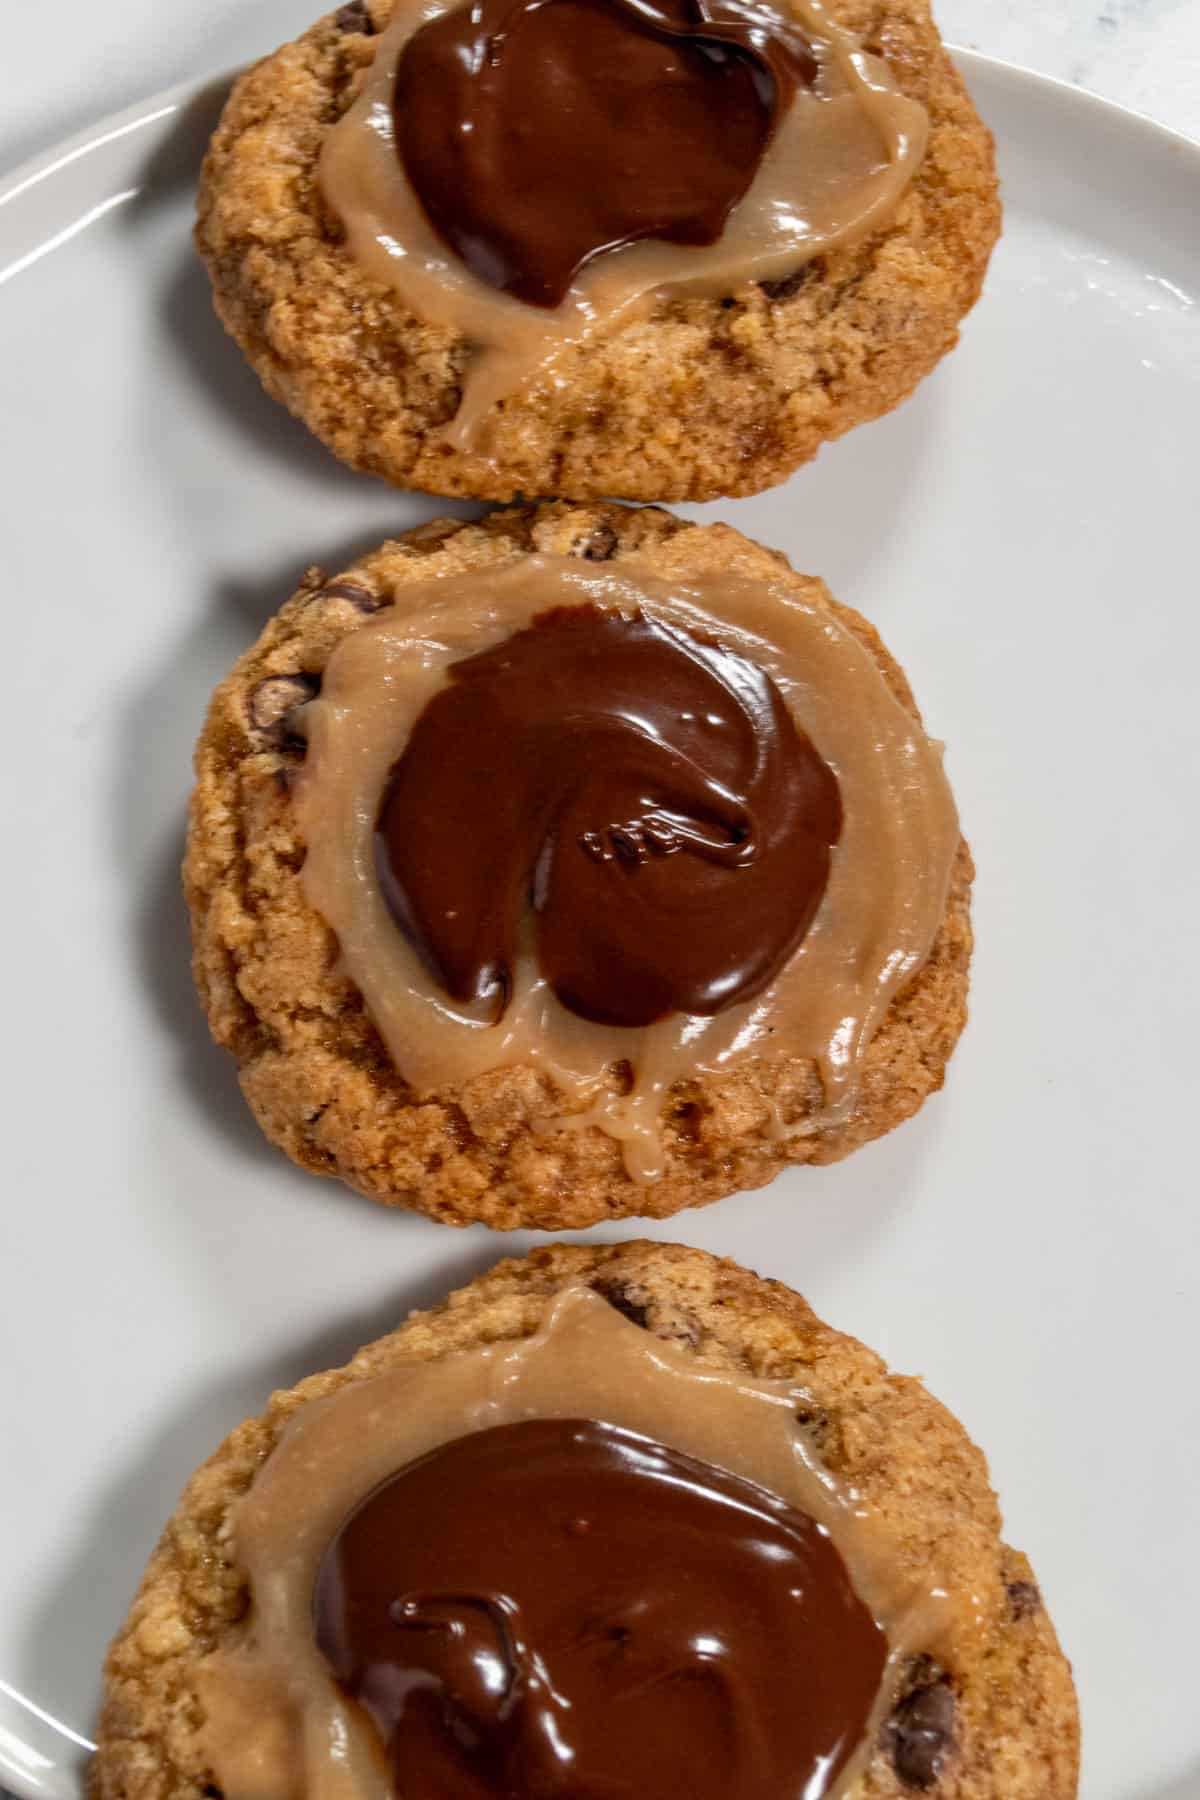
top-left (0, 52), bottom-right (1197, 1800)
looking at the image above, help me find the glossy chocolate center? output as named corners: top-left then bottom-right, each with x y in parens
top-left (392, 0), bottom-right (818, 307)
top-left (312, 1418), bottom-right (886, 1800)
top-left (373, 605), bottom-right (841, 1029)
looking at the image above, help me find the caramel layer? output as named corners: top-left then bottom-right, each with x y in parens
top-left (318, 0), bottom-right (928, 453)
top-left (295, 555), bottom-right (959, 1181)
top-left (195, 1289), bottom-right (968, 1800)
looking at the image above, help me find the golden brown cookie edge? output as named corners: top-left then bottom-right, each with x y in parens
top-left (193, 0), bottom-right (1001, 502)
top-left (183, 501), bottom-right (973, 1228)
top-left (91, 1241), bottom-right (1079, 1800)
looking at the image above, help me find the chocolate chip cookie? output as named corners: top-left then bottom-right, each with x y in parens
top-left (196, 0), bottom-right (1000, 501)
top-left (92, 1242), bottom-right (1079, 1800)
top-left (184, 502), bottom-right (972, 1228)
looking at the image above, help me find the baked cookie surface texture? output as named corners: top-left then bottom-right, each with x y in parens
top-left (196, 0), bottom-right (1001, 500)
top-left (93, 1243), bottom-right (1079, 1800)
top-left (184, 503), bottom-right (973, 1228)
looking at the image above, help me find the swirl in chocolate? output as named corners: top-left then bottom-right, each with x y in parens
top-left (393, 0), bottom-right (818, 307)
top-left (374, 605), bottom-right (841, 1029)
top-left (313, 1418), bottom-right (886, 1800)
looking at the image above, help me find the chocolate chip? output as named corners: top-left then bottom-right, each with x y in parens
top-left (1006, 1579), bottom-right (1042, 1620)
top-left (248, 674), bottom-right (319, 749)
top-left (336, 0), bottom-right (376, 32)
top-left (671, 1099), bottom-right (703, 1142)
top-left (320, 578), bottom-right (386, 613)
top-left (576, 524), bottom-right (618, 562)
top-left (792, 1403), bottom-right (834, 1453)
top-left (759, 258), bottom-right (824, 302)
top-left (592, 1281), bottom-right (650, 1330)
top-left (885, 1680), bottom-right (955, 1789)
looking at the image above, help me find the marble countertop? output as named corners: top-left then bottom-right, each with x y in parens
top-left (2, 0), bottom-right (1199, 178)
top-left (940, 0), bottom-right (1200, 135)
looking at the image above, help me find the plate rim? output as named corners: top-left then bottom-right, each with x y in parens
top-left (1, 42), bottom-right (1198, 1800)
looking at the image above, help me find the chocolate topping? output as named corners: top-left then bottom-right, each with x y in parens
top-left (393, 0), bottom-right (818, 308)
top-left (313, 1418), bottom-right (886, 1800)
top-left (373, 605), bottom-right (841, 1029)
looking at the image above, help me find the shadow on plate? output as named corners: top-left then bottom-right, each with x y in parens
top-left (18, 1241), bottom-right (506, 1772)
top-left (122, 70), bottom-right (357, 487)
top-left (124, 76), bottom-right (235, 214)
top-left (112, 529), bottom-right (443, 1168)
top-left (662, 1107), bottom-right (942, 1317)
top-left (137, 822), bottom-right (277, 1167)
top-left (1, 72), bottom-right (229, 193)
top-left (133, 81), bottom-right (482, 513)
top-left (124, 74), bottom-right (440, 503)
top-left (154, 240), bottom-right (484, 545)
top-left (1144, 1765), bottom-right (1200, 1800)
top-left (161, 248), bottom-right (399, 496)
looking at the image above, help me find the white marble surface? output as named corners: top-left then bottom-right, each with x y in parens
top-left (2, 0), bottom-right (1199, 179)
top-left (941, 0), bottom-right (1200, 133)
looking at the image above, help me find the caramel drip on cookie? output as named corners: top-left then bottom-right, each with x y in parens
top-left (294, 555), bottom-right (959, 1182)
top-left (194, 1289), bottom-right (968, 1800)
top-left (318, 0), bottom-right (928, 457)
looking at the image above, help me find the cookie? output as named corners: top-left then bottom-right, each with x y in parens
top-left (185, 501), bottom-right (971, 1228)
top-left (92, 1242), bottom-right (1079, 1800)
top-left (195, 0), bottom-right (1000, 502)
